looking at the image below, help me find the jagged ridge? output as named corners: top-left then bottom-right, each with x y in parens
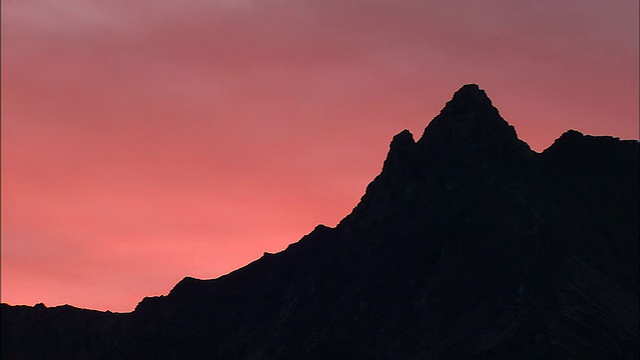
top-left (2, 84), bottom-right (638, 359)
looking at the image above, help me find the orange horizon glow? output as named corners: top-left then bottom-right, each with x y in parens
top-left (2, 0), bottom-right (638, 312)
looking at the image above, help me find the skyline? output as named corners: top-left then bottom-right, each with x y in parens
top-left (2, 0), bottom-right (638, 312)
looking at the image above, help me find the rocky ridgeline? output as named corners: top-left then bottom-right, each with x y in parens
top-left (3, 85), bottom-right (638, 359)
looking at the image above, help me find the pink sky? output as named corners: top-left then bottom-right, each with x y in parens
top-left (2, 0), bottom-right (638, 312)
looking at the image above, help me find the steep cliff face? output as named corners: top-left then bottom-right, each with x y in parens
top-left (2, 84), bottom-right (638, 359)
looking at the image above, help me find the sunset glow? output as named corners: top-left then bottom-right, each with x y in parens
top-left (2, 0), bottom-right (638, 312)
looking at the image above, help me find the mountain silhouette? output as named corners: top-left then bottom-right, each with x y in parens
top-left (2, 84), bottom-right (638, 359)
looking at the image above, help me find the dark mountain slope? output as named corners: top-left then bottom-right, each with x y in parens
top-left (2, 84), bottom-right (638, 359)
top-left (1, 303), bottom-right (127, 359)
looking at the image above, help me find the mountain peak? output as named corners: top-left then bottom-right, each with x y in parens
top-left (416, 84), bottom-right (531, 165)
top-left (428, 84), bottom-right (500, 126)
top-left (380, 129), bottom-right (418, 172)
top-left (389, 129), bottom-right (415, 150)
top-left (450, 83), bottom-right (492, 106)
